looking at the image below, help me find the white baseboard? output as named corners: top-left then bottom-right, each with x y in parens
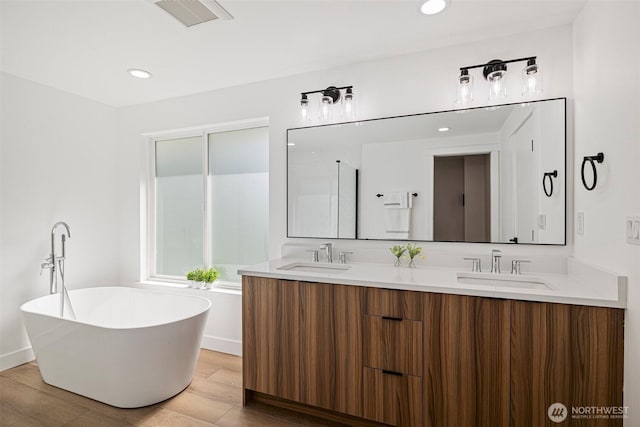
top-left (0, 346), bottom-right (35, 372)
top-left (201, 334), bottom-right (242, 356)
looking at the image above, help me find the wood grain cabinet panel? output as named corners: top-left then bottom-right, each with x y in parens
top-left (299, 282), bottom-right (363, 417)
top-left (423, 293), bottom-right (511, 427)
top-left (363, 315), bottom-right (423, 376)
top-left (242, 276), bottom-right (300, 401)
top-left (363, 367), bottom-right (423, 427)
top-left (365, 288), bottom-right (423, 320)
top-left (511, 301), bottom-right (625, 427)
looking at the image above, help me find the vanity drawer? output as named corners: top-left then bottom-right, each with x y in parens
top-left (365, 288), bottom-right (423, 321)
top-left (363, 367), bottom-right (423, 427)
top-left (363, 315), bottom-right (422, 376)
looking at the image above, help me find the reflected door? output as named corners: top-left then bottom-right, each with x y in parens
top-left (513, 116), bottom-right (538, 244)
top-left (433, 154), bottom-right (490, 242)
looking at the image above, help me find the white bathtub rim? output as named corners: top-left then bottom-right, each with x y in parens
top-left (20, 286), bottom-right (212, 331)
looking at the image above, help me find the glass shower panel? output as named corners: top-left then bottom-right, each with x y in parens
top-left (208, 127), bottom-right (269, 282)
top-left (337, 162), bottom-right (357, 238)
top-left (155, 136), bottom-right (203, 276)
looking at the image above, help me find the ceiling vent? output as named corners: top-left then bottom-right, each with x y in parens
top-left (153, 0), bottom-right (233, 27)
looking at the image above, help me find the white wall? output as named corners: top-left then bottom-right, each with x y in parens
top-left (114, 25), bottom-right (573, 358)
top-left (117, 25), bottom-right (574, 287)
top-left (0, 73), bottom-right (119, 369)
top-left (572, 2), bottom-right (640, 422)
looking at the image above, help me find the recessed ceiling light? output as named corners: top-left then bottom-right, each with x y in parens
top-left (419, 0), bottom-right (448, 15)
top-left (288, 142), bottom-right (295, 146)
top-left (438, 127), bottom-right (450, 132)
top-left (127, 69), bottom-right (152, 79)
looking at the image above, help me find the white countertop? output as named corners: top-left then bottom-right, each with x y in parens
top-left (238, 258), bottom-right (627, 308)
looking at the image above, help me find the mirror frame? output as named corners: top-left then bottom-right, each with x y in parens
top-left (286, 97), bottom-right (567, 246)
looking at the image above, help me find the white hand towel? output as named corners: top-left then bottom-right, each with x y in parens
top-left (384, 208), bottom-right (411, 239)
top-left (383, 192), bottom-right (412, 209)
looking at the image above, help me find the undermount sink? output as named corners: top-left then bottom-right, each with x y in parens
top-left (277, 262), bottom-right (351, 275)
top-left (457, 271), bottom-right (553, 290)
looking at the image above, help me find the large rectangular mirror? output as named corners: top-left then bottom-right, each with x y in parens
top-left (287, 98), bottom-right (566, 245)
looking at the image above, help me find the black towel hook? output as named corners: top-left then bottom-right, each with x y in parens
top-left (542, 170), bottom-right (558, 197)
top-left (581, 153), bottom-right (604, 191)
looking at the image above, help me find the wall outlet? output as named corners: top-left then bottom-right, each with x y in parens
top-left (576, 212), bottom-right (585, 235)
top-left (626, 216), bottom-right (640, 245)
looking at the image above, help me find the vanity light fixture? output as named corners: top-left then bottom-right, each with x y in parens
top-left (455, 56), bottom-right (542, 104)
top-left (299, 85), bottom-right (355, 123)
top-left (454, 69), bottom-right (473, 107)
top-left (127, 68), bottom-right (152, 79)
top-left (419, 0), bottom-right (448, 15)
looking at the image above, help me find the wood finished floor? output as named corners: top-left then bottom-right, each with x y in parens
top-left (0, 350), bottom-right (347, 427)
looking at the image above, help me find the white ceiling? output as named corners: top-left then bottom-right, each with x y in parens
top-left (0, 0), bottom-right (585, 107)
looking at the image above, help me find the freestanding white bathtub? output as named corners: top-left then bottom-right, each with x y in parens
top-left (20, 286), bottom-right (211, 408)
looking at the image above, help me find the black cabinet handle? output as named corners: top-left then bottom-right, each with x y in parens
top-left (382, 316), bottom-right (403, 321)
top-left (382, 370), bottom-right (403, 377)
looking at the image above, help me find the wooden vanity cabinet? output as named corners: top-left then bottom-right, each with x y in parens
top-left (242, 276), bottom-right (300, 402)
top-left (242, 276), bottom-right (624, 427)
top-left (424, 293), bottom-right (511, 427)
top-left (363, 288), bottom-right (424, 426)
top-left (299, 282), bottom-right (363, 416)
top-left (510, 301), bottom-right (625, 427)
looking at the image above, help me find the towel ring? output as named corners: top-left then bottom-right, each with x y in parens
top-left (376, 193), bottom-right (418, 198)
top-left (581, 153), bottom-right (604, 191)
top-left (542, 170), bottom-right (558, 197)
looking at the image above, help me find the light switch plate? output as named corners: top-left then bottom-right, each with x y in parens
top-left (627, 216), bottom-right (640, 245)
top-left (538, 214), bottom-right (547, 230)
top-left (576, 212), bottom-right (585, 235)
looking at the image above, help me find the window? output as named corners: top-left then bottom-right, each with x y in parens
top-left (148, 122), bottom-right (269, 288)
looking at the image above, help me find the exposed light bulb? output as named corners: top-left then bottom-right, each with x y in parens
top-left (300, 94), bottom-right (310, 122)
top-left (320, 95), bottom-right (333, 121)
top-left (487, 70), bottom-right (507, 101)
top-left (522, 59), bottom-right (543, 97)
top-left (455, 69), bottom-right (473, 107)
top-left (343, 88), bottom-right (355, 120)
top-left (419, 0), bottom-right (447, 15)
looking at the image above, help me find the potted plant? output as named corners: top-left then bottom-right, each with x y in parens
top-left (202, 267), bottom-right (220, 290)
top-left (406, 243), bottom-right (423, 268)
top-left (186, 268), bottom-right (204, 288)
top-left (389, 245), bottom-right (406, 267)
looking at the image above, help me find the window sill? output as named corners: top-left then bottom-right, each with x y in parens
top-left (136, 280), bottom-right (242, 296)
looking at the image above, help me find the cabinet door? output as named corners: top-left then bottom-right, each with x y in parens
top-left (242, 276), bottom-right (300, 401)
top-left (511, 301), bottom-right (624, 427)
top-left (363, 367), bottom-right (423, 427)
top-left (424, 293), bottom-right (510, 427)
top-left (300, 282), bottom-right (363, 417)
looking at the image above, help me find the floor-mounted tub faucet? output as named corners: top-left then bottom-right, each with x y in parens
top-left (40, 222), bottom-right (75, 318)
top-left (41, 222), bottom-right (71, 294)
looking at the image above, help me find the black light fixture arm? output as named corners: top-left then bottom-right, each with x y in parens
top-left (459, 56), bottom-right (537, 72)
top-left (301, 85), bottom-right (353, 97)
